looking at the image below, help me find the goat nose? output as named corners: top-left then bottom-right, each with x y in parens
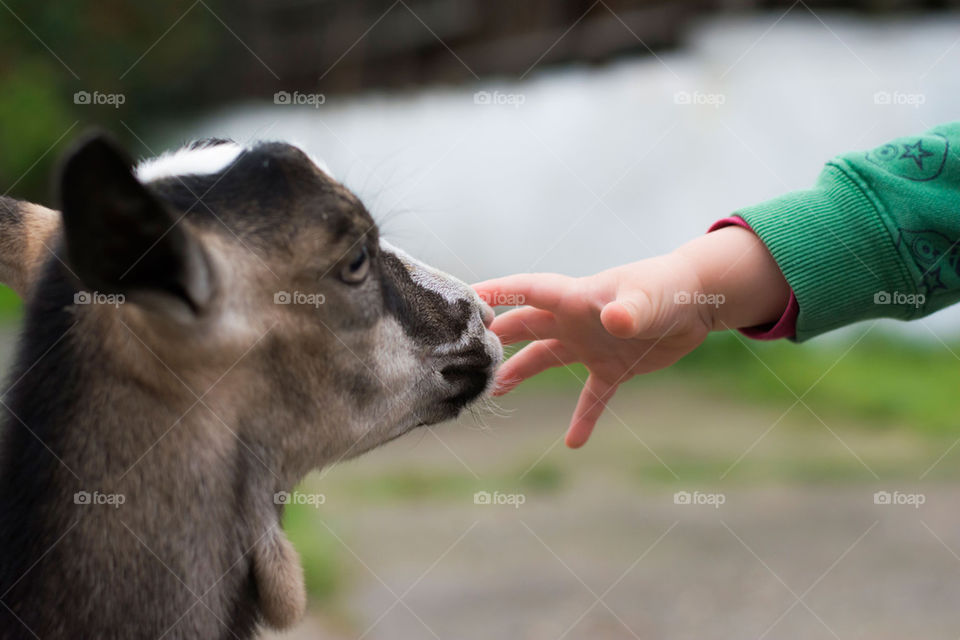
top-left (480, 301), bottom-right (495, 329)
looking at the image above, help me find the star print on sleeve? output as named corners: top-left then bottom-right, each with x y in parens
top-left (865, 133), bottom-right (948, 181)
top-left (899, 140), bottom-right (935, 169)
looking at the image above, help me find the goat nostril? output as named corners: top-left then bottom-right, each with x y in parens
top-left (442, 364), bottom-right (483, 383)
top-left (441, 361), bottom-right (491, 408)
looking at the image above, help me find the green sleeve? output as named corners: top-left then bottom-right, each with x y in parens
top-left (735, 122), bottom-right (960, 341)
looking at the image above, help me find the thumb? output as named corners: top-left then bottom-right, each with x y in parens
top-left (600, 290), bottom-right (653, 339)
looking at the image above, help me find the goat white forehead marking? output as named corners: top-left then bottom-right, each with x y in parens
top-left (380, 239), bottom-right (469, 304)
top-left (134, 143), bottom-right (244, 183)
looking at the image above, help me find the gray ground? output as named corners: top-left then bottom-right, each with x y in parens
top-left (264, 382), bottom-right (960, 640)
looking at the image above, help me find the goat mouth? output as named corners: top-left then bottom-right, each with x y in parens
top-left (409, 336), bottom-right (500, 428)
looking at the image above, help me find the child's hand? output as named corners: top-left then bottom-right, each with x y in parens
top-left (473, 226), bottom-right (790, 448)
top-left (473, 254), bottom-right (710, 448)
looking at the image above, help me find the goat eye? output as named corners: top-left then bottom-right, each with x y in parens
top-left (339, 245), bottom-right (369, 284)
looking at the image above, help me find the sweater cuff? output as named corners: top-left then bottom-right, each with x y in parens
top-left (732, 163), bottom-right (915, 341)
top-left (708, 216), bottom-right (798, 340)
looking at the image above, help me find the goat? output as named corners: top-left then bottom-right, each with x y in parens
top-left (0, 134), bottom-right (501, 639)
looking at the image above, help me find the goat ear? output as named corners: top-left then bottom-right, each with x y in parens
top-left (0, 197), bottom-right (60, 298)
top-left (59, 133), bottom-right (213, 316)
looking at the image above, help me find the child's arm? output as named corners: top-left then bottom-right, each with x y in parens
top-left (476, 121), bottom-right (960, 448)
top-left (733, 122), bottom-right (960, 340)
top-left (474, 224), bottom-right (790, 448)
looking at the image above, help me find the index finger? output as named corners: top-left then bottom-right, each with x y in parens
top-left (472, 273), bottom-right (573, 311)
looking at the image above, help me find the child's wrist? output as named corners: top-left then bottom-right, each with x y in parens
top-left (673, 226), bottom-right (790, 332)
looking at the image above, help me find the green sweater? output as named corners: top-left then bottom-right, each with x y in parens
top-left (736, 122), bottom-right (960, 341)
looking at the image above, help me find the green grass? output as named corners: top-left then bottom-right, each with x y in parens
top-left (282, 502), bottom-right (343, 603)
top-left (508, 330), bottom-right (960, 437)
top-left (632, 453), bottom-right (929, 486)
top-left (328, 461), bottom-right (566, 503)
top-left (521, 462), bottom-right (564, 491)
top-left (0, 288), bottom-right (22, 322)
top-left (672, 331), bottom-right (960, 436)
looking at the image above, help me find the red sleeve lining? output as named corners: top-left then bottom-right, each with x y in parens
top-left (708, 216), bottom-right (798, 341)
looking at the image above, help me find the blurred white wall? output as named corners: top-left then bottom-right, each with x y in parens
top-left (171, 11), bottom-right (960, 338)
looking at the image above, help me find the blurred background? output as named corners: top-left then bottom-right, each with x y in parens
top-left (4, 0), bottom-right (960, 638)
